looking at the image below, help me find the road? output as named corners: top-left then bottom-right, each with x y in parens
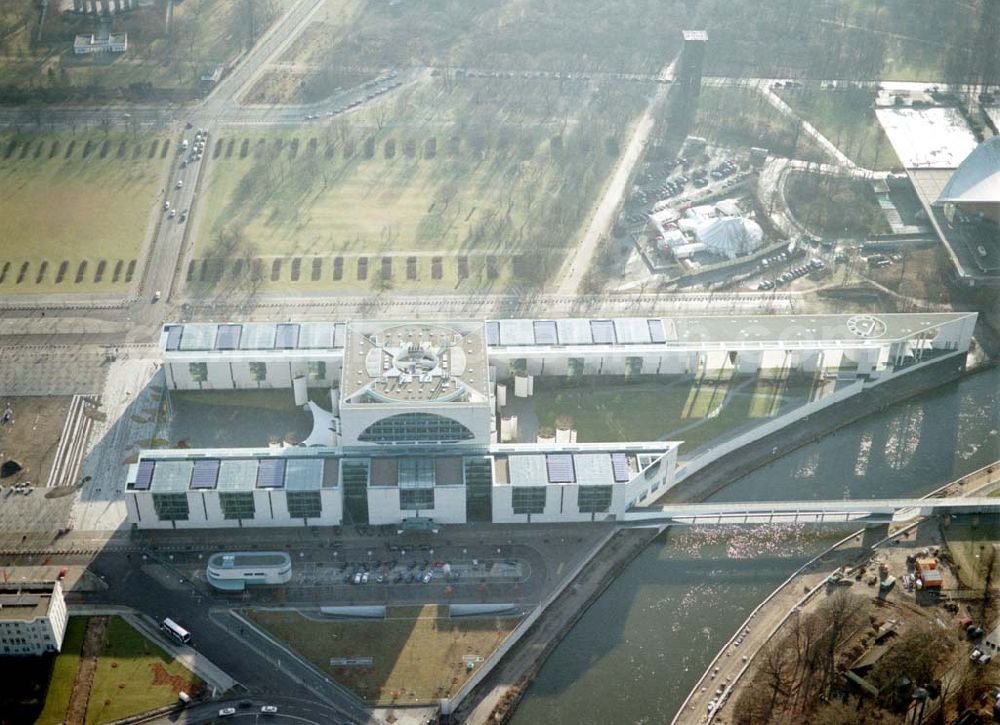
top-left (79, 550), bottom-right (377, 722)
top-left (144, 696), bottom-right (352, 725)
top-left (555, 55), bottom-right (679, 295)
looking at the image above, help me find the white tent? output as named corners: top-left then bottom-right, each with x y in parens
top-left (694, 217), bottom-right (764, 259)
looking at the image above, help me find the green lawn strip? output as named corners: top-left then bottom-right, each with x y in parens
top-left (776, 86), bottom-right (901, 171)
top-left (0, 129), bottom-right (165, 295)
top-left (36, 617), bottom-right (87, 725)
top-left (246, 607), bottom-right (519, 705)
top-left (84, 616), bottom-right (202, 725)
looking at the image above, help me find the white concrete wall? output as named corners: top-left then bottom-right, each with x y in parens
top-left (367, 486), bottom-right (403, 525)
top-left (166, 356), bottom-right (342, 391)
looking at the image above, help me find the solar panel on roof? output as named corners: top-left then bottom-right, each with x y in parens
top-left (614, 318), bottom-right (652, 344)
top-left (485, 321), bottom-right (500, 346)
top-left (216, 324), bottom-right (242, 350)
top-left (611, 453), bottom-right (630, 482)
top-left (134, 460), bottom-right (155, 490)
top-left (275, 324), bottom-right (299, 349)
top-left (590, 320), bottom-right (616, 344)
top-left (648, 319), bottom-right (666, 343)
top-left (256, 458), bottom-right (286, 488)
top-left (190, 459), bottom-right (220, 489)
top-left (533, 321), bottom-right (558, 345)
top-left (164, 326), bottom-right (183, 351)
top-left (546, 454), bottom-right (575, 484)
top-left (240, 324), bottom-right (276, 350)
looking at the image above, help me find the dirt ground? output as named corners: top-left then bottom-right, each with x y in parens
top-left (0, 396), bottom-right (72, 487)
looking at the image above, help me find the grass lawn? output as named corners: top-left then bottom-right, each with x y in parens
top-left (85, 616), bottom-right (202, 725)
top-left (785, 170), bottom-right (891, 239)
top-left (683, 86), bottom-right (831, 164)
top-left (277, 0), bottom-right (684, 75)
top-left (0, 129), bottom-right (166, 295)
top-left (189, 78), bottom-right (648, 293)
top-left (36, 617), bottom-right (87, 725)
top-left (523, 374), bottom-right (826, 453)
top-left (777, 86), bottom-right (901, 171)
top-left (942, 518), bottom-right (1000, 592)
top-left (247, 606), bottom-right (520, 705)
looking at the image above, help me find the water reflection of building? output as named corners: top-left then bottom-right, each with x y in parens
top-left (125, 313), bottom-right (976, 530)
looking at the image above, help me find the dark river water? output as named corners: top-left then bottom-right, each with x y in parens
top-left (511, 367), bottom-right (1000, 725)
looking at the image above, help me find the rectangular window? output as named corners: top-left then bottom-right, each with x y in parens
top-left (219, 492), bottom-right (255, 520)
top-left (578, 486), bottom-right (613, 513)
top-left (286, 491), bottom-right (322, 519)
top-left (152, 493), bottom-right (189, 521)
top-left (400, 488), bottom-right (434, 511)
top-left (308, 360), bottom-right (327, 381)
top-left (188, 362), bottom-right (208, 385)
top-left (511, 487), bottom-right (546, 515)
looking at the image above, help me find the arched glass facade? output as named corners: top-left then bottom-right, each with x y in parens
top-left (358, 413), bottom-right (475, 444)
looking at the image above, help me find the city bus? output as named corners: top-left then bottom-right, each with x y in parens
top-left (161, 617), bottom-right (191, 644)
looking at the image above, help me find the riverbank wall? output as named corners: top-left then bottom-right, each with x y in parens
top-left (452, 526), bottom-right (663, 723)
top-left (660, 353), bottom-right (994, 505)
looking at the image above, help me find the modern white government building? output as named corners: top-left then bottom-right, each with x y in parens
top-left (125, 313), bottom-right (977, 530)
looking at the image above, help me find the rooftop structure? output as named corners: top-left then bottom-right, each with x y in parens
top-left (0, 581), bottom-right (68, 656)
top-left (340, 321), bottom-right (489, 405)
top-left (73, 32), bottom-right (127, 55)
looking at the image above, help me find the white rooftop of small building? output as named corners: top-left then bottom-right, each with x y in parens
top-left (876, 107), bottom-right (979, 169)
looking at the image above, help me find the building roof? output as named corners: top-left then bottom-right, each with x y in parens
top-left (207, 551), bottom-right (290, 569)
top-left (340, 321), bottom-right (489, 406)
top-left (0, 582), bottom-right (59, 621)
top-left (934, 137), bottom-right (1000, 206)
top-left (876, 107), bottom-right (979, 169)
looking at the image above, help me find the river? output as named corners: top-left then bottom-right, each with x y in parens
top-left (510, 367), bottom-right (1000, 725)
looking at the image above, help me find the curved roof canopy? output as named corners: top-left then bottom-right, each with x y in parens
top-left (934, 137), bottom-right (1000, 206)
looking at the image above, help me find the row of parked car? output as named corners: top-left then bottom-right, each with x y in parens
top-left (757, 258), bottom-right (826, 290)
top-left (341, 559), bottom-right (458, 585)
top-left (305, 73), bottom-right (403, 119)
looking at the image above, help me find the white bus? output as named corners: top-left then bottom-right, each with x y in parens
top-left (161, 617), bottom-right (191, 644)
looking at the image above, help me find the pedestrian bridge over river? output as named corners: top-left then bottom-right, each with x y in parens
top-left (625, 496), bottom-right (1000, 526)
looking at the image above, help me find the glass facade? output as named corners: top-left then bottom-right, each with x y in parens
top-left (287, 491), bottom-right (322, 519)
top-left (512, 487), bottom-right (546, 515)
top-left (153, 493), bottom-right (189, 521)
top-left (578, 485), bottom-right (613, 513)
top-left (464, 456), bottom-right (493, 522)
top-left (358, 413), bottom-right (474, 444)
top-left (400, 488), bottom-right (434, 510)
top-left (342, 459), bottom-right (370, 524)
top-left (219, 492), bottom-right (255, 520)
